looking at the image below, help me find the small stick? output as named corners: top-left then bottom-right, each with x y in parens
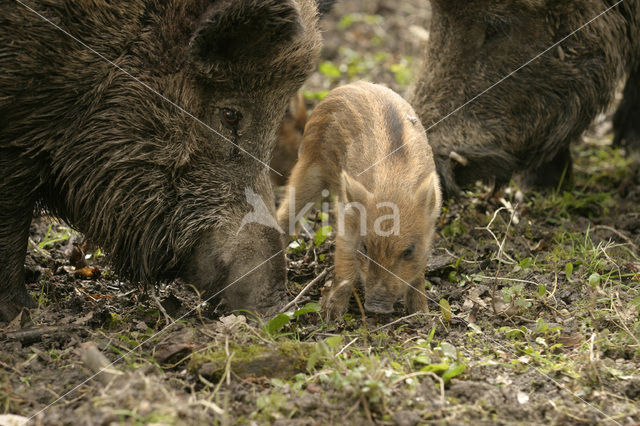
top-left (281, 267), bottom-right (333, 311)
top-left (336, 337), bottom-right (358, 356)
top-left (4, 326), bottom-right (71, 344)
top-left (360, 394), bottom-right (374, 424)
top-left (150, 288), bottom-right (173, 325)
top-left (352, 288), bottom-right (367, 326)
top-left (78, 342), bottom-right (122, 386)
top-left (371, 312), bottom-right (436, 333)
top-left (592, 225), bottom-right (639, 252)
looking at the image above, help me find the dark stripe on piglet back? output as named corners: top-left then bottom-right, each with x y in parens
top-left (384, 99), bottom-right (404, 155)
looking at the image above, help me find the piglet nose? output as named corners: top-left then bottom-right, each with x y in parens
top-left (364, 301), bottom-right (394, 314)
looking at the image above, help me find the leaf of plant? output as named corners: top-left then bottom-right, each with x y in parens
top-left (325, 335), bottom-right (343, 350)
top-left (264, 313), bottom-right (292, 335)
top-left (439, 342), bottom-right (457, 359)
top-left (294, 302), bottom-right (321, 318)
top-left (313, 226), bottom-right (332, 247)
top-left (439, 299), bottom-right (452, 322)
top-left (565, 262), bottom-right (573, 280)
top-left (419, 363), bottom-right (449, 374)
top-left (442, 362), bottom-right (467, 383)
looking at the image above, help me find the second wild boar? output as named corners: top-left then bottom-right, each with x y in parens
top-left (410, 0), bottom-right (640, 196)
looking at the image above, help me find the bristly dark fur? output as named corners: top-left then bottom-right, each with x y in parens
top-left (410, 0), bottom-right (640, 197)
top-left (0, 0), bottom-right (323, 321)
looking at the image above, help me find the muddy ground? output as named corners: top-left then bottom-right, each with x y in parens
top-left (1, 1), bottom-right (639, 425)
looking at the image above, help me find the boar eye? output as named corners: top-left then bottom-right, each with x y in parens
top-left (401, 244), bottom-right (415, 260)
top-left (220, 108), bottom-right (242, 129)
top-left (484, 19), bottom-right (508, 43)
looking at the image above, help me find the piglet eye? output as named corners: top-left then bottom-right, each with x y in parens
top-left (360, 241), bottom-right (368, 255)
top-left (401, 244), bottom-right (415, 260)
top-left (220, 108), bottom-right (241, 128)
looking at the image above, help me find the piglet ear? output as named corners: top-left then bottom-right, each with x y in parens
top-left (341, 171), bottom-right (372, 205)
top-left (191, 0), bottom-right (303, 62)
top-left (416, 172), bottom-right (442, 220)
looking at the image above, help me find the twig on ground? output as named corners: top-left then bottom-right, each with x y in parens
top-left (336, 337), bottom-right (358, 356)
top-left (592, 225), bottom-right (639, 252)
top-left (474, 275), bottom-right (539, 286)
top-left (360, 394), bottom-right (374, 424)
top-left (352, 288), bottom-right (367, 326)
top-left (78, 342), bottom-right (123, 386)
top-left (475, 206), bottom-right (517, 265)
top-left (150, 288), bottom-right (173, 326)
top-left (282, 266), bottom-right (333, 311)
top-left (28, 237), bottom-right (51, 258)
top-left (3, 326), bottom-right (75, 344)
top-left (371, 312), bottom-right (436, 333)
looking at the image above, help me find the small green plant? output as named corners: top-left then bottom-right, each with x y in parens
top-left (313, 225), bottom-right (332, 247)
top-left (503, 284), bottom-right (532, 309)
top-left (38, 221), bottom-right (74, 249)
top-left (264, 302), bottom-right (322, 337)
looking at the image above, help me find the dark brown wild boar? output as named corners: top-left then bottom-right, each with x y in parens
top-left (277, 81), bottom-right (442, 319)
top-left (0, 0), bottom-right (331, 321)
top-left (270, 91), bottom-right (307, 186)
top-left (410, 0), bottom-right (640, 196)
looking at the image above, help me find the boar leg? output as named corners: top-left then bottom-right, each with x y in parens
top-left (405, 277), bottom-right (428, 314)
top-left (0, 168), bottom-right (38, 321)
top-left (320, 237), bottom-right (355, 320)
top-left (277, 161), bottom-right (326, 235)
top-left (613, 63), bottom-right (640, 151)
top-left (521, 146), bottom-right (573, 190)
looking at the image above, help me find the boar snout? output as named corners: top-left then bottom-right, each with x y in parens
top-left (185, 223), bottom-right (286, 313)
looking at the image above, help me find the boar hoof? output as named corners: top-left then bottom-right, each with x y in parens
top-left (613, 111), bottom-right (640, 151)
top-left (405, 291), bottom-right (428, 314)
top-left (0, 289), bottom-right (36, 323)
top-left (321, 298), bottom-right (349, 321)
top-left (613, 65), bottom-right (640, 151)
top-left (522, 146), bottom-right (573, 190)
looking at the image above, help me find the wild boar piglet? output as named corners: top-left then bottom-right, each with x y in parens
top-left (277, 81), bottom-right (442, 319)
top-left (270, 91), bottom-right (307, 186)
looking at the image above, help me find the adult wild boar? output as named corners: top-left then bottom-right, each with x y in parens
top-left (410, 0), bottom-right (640, 196)
top-left (0, 0), bottom-right (327, 321)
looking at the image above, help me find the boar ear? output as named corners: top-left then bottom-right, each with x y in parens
top-left (341, 171), bottom-right (372, 205)
top-left (416, 172), bottom-right (442, 220)
top-left (191, 0), bottom-right (303, 62)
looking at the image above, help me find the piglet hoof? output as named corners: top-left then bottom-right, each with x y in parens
top-left (405, 291), bottom-right (428, 314)
top-left (320, 295), bottom-right (349, 322)
top-left (320, 279), bottom-right (352, 321)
